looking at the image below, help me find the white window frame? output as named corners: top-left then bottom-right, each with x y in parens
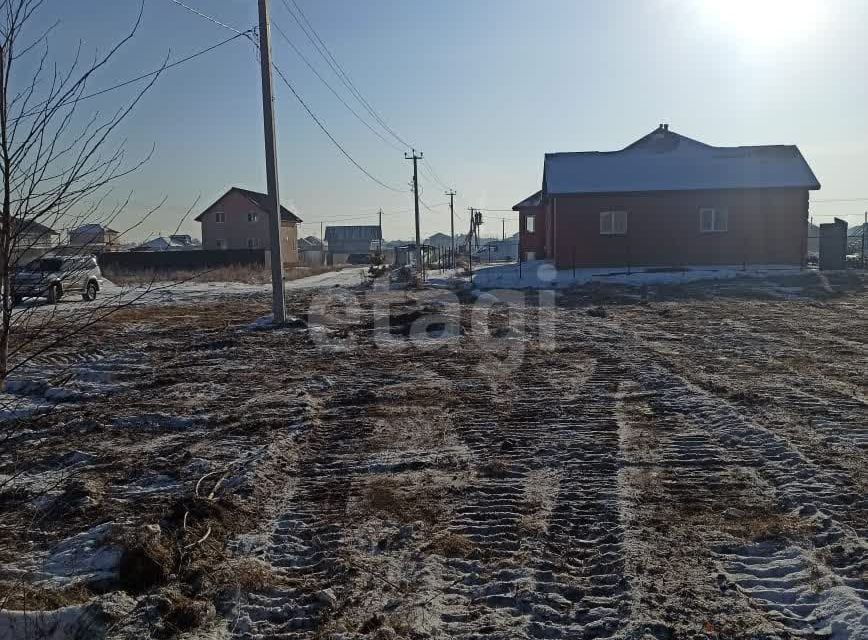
top-left (247, 237), bottom-right (260, 249)
top-left (700, 207), bottom-right (728, 233)
top-left (247, 211), bottom-right (258, 223)
top-left (215, 210), bottom-right (225, 224)
top-left (525, 214), bottom-right (535, 234)
top-left (600, 211), bottom-right (628, 235)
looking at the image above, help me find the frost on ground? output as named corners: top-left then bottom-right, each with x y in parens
top-left (0, 270), bottom-right (866, 639)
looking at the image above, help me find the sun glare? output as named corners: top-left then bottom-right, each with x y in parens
top-left (704, 0), bottom-right (821, 48)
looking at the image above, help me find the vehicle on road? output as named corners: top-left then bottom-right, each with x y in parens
top-left (11, 255), bottom-right (103, 305)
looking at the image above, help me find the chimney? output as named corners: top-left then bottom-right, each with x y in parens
top-left (663, 123), bottom-right (669, 131)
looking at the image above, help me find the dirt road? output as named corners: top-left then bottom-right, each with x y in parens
top-left (1, 272), bottom-right (865, 639)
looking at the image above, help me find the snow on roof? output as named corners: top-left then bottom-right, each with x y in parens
top-left (544, 127), bottom-right (821, 196)
top-left (70, 223), bottom-right (119, 234)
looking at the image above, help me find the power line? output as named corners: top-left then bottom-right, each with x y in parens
top-left (169, 0), bottom-right (248, 35)
top-left (422, 157), bottom-right (451, 191)
top-left (270, 21), bottom-right (403, 152)
top-left (170, 0), bottom-right (406, 195)
top-left (278, 0), bottom-right (411, 150)
top-left (299, 209), bottom-right (407, 224)
top-left (270, 61), bottom-right (406, 193)
top-left (12, 31), bottom-right (252, 123)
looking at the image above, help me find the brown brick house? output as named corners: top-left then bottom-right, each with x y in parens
top-left (195, 187), bottom-right (302, 264)
top-left (513, 125), bottom-right (821, 269)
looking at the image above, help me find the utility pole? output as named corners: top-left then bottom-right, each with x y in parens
top-left (446, 189), bottom-right (456, 269)
top-left (405, 150), bottom-right (423, 273)
top-left (257, 0), bottom-right (285, 323)
top-left (320, 220), bottom-right (324, 266)
top-left (378, 208), bottom-right (383, 251)
top-left (502, 218), bottom-right (505, 242)
top-left (863, 211), bottom-right (867, 269)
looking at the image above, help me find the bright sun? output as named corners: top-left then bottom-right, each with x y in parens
top-left (705, 0), bottom-right (821, 47)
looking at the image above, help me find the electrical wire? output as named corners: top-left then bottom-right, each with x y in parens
top-left (270, 21), bottom-right (403, 152)
top-left (278, 0), bottom-right (411, 150)
top-left (422, 157), bottom-right (452, 191)
top-left (11, 31), bottom-right (252, 124)
top-left (169, 0), bottom-right (407, 196)
top-left (169, 0), bottom-right (248, 35)
top-left (269, 62), bottom-right (406, 193)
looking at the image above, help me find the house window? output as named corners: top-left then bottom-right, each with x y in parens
top-left (600, 211), bottom-right (628, 235)
top-left (215, 211), bottom-right (225, 223)
top-left (247, 237), bottom-right (260, 249)
top-left (247, 212), bottom-right (258, 223)
top-left (215, 239), bottom-right (227, 249)
top-left (525, 215), bottom-right (535, 233)
top-left (700, 208), bottom-right (728, 232)
top-left (525, 251), bottom-right (536, 261)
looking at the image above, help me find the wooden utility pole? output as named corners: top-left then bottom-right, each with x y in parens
top-left (257, 0), bottom-right (285, 322)
top-left (378, 208), bottom-right (383, 251)
top-left (445, 189), bottom-right (456, 268)
top-left (405, 150), bottom-right (423, 272)
top-left (320, 220), bottom-right (325, 265)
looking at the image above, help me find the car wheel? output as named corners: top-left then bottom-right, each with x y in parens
top-left (46, 284), bottom-right (60, 305)
top-left (83, 281), bottom-right (98, 301)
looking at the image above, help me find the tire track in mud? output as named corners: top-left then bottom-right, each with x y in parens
top-left (591, 318), bottom-right (868, 638)
top-left (232, 379), bottom-right (381, 639)
top-left (439, 344), bottom-right (629, 639)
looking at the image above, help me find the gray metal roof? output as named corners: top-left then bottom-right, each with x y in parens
top-left (512, 190), bottom-right (542, 210)
top-left (543, 127), bottom-right (821, 196)
top-left (324, 225), bottom-right (382, 242)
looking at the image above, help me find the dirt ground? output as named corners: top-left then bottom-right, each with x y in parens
top-left (0, 270), bottom-right (866, 639)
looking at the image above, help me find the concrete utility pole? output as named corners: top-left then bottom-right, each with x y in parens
top-left (405, 150), bottom-right (423, 272)
top-left (257, 0), bottom-right (286, 323)
top-left (445, 189), bottom-right (456, 268)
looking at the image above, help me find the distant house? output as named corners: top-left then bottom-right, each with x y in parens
top-left (423, 232), bottom-right (453, 249)
top-left (324, 225), bottom-right (381, 264)
top-left (12, 218), bottom-right (59, 249)
top-left (194, 187), bottom-right (302, 264)
top-left (68, 224), bottom-right (120, 251)
top-left (476, 233), bottom-right (519, 262)
top-left (134, 234), bottom-right (200, 252)
top-left (297, 235), bottom-right (324, 265)
top-left (514, 124), bottom-right (821, 268)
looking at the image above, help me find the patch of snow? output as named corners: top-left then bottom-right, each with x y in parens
top-left (462, 260), bottom-right (806, 289)
top-left (37, 523), bottom-right (122, 587)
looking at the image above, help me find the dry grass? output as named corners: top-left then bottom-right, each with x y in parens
top-left (103, 264), bottom-right (339, 286)
top-left (362, 475), bottom-right (444, 525)
top-left (429, 532), bottom-right (475, 558)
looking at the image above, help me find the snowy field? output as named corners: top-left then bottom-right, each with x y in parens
top-left (0, 270), bottom-right (866, 639)
top-left (463, 259), bottom-right (807, 289)
top-left (12, 267), bottom-right (369, 319)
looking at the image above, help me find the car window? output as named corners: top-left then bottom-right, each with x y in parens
top-left (32, 258), bottom-right (62, 272)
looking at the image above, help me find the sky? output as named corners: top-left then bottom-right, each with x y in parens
top-left (18, 0), bottom-right (868, 242)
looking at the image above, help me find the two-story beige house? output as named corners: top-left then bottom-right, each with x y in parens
top-left (68, 224), bottom-right (119, 251)
top-left (195, 187), bottom-right (301, 264)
